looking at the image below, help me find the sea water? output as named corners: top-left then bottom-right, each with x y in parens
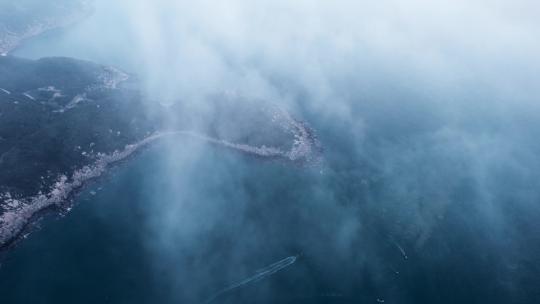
top-left (1, 118), bottom-right (538, 303)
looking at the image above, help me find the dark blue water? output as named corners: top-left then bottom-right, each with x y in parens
top-left (0, 140), bottom-right (326, 303)
top-left (2, 120), bottom-right (540, 304)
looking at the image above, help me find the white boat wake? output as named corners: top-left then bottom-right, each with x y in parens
top-left (0, 107), bottom-right (321, 249)
top-left (204, 255), bottom-right (298, 304)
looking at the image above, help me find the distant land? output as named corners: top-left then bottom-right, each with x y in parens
top-left (0, 0), bottom-right (92, 55)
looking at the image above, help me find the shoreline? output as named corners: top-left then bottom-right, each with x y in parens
top-left (0, 2), bottom-right (93, 56)
top-left (0, 112), bottom-right (322, 252)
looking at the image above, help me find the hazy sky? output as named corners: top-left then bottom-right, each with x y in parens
top-left (16, 0), bottom-right (540, 110)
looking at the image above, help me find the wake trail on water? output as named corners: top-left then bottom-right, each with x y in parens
top-left (0, 106), bottom-right (322, 249)
top-left (204, 255), bottom-right (298, 304)
top-left (388, 237), bottom-right (408, 260)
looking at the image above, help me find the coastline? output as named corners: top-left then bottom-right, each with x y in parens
top-left (0, 111), bottom-right (322, 251)
top-left (0, 1), bottom-right (93, 56)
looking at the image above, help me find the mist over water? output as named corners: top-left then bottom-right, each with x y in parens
top-left (3, 0), bottom-right (540, 303)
